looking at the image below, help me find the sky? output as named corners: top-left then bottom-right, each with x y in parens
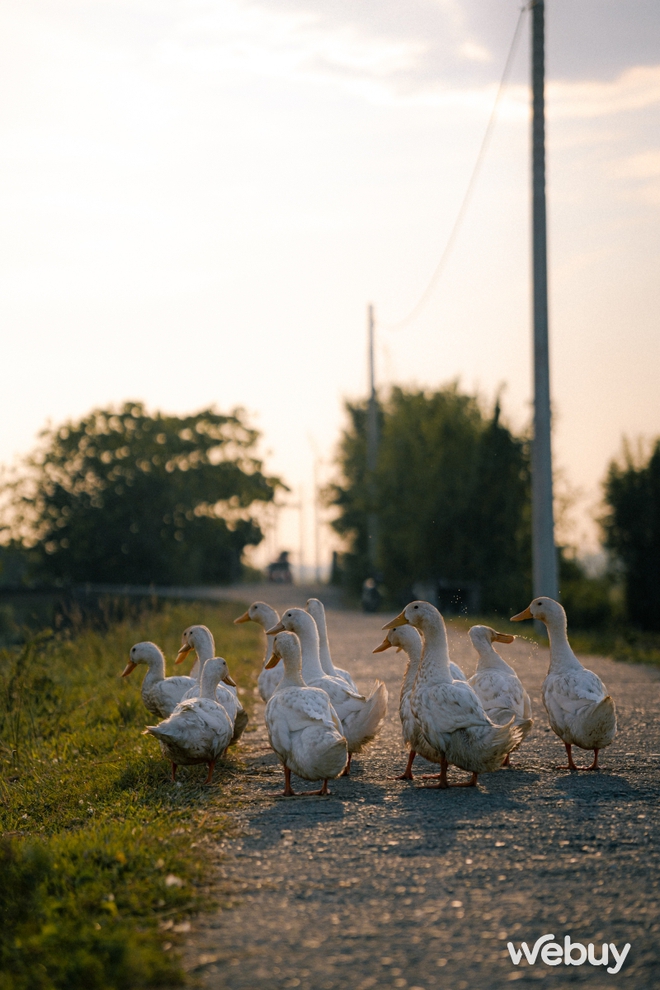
top-left (1, 0), bottom-right (659, 571)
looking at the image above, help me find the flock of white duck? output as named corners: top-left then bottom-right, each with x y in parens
top-left (121, 595), bottom-right (617, 794)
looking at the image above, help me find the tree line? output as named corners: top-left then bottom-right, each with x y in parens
top-left (329, 383), bottom-right (660, 631)
top-left (0, 392), bottom-right (658, 632)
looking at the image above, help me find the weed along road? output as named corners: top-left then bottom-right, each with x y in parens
top-left (182, 605), bottom-right (660, 990)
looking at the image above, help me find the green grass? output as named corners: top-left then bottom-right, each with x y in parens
top-left (0, 600), bottom-right (263, 990)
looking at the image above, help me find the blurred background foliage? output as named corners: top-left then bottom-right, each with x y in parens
top-left (603, 439), bottom-right (660, 632)
top-left (328, 382), bottom-right (660, 636)
top-left (328, 384), bottom-right (532, 615)
top-left (0, 404), bottom-right (283, 588)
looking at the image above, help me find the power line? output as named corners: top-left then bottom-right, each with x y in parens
top-left (384, 3), bottom-right (530, 332)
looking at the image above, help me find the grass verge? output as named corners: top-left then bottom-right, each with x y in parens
top-left (0, 600), bottom-right (263, 990)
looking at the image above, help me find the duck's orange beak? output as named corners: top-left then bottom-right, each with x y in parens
top-left (266, 621), bottom-right (285, 635)
top-left (510, 607), bottom-right (533, 622)
top-left (382, 611), bottom-right (408, 630)
top-left (234, 611), bottom-right (250, 624)
top-left (175, 645), bottom-right (193, 664)
top-left (222, 673), bottom-right (237, 687)
top-left (265, 652), bottom-right (280, 669)
top-left (493, 632), bottom-right (515, 643)
top-left (372, 637), bottom-right (392, 654)
top-left (121, 661), bottom-right (137, 677)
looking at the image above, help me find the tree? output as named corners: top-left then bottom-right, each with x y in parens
top-left (2, 403), bottom-right (283, 586)
top-left (328, 384), bottom-right (531, 613)
top-left (603, 439), bottom-right (660, 630)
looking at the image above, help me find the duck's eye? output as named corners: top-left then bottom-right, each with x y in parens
top-left (536, 600), bottom-right (543, 606)
top-left (414, 605), bottom-right (419, 609)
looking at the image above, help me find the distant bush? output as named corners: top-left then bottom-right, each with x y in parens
top-left (1, 403), bottom-right (283, 587)
top-left (603, 439), bottom-right (660, 630)
top-left (558, 555), bottom-right (617, 630)
top-left (328, 384), bottom-right (532, 614)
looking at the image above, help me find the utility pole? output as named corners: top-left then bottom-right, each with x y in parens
top-left (366, 303), bottom-right (379, 575)
top-left (531, 0), bottom-right (558, 602)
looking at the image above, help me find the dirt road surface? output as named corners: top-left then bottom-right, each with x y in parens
top-left (182, 591), bottom-right (660, 989)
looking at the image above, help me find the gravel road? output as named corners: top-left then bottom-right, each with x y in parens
top-left (183, 597), bottom-right (660, 989)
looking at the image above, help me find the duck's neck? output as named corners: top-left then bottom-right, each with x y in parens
top-left (192, 628), bottom-right (215, 683)
top-left (143, 652), bottom-right (166, 685)
top-left (295, 620), bottom-right (326, 682)
top-left (545, 614), bottom-right (583, 673)
top-left (200, 671), bottom-right (221, 700)
top-left (277, 658), bottom-right (306, 689)
top-left (313, 609), bottom-right (336, 676)
top-left (417, 618), bottom-right (453, 683)
top-left (401, 639), bottom-right (423, 695)
top-left (476, 645), bottom-right (514, 674)
top-left (257, 611), bottom-right (279, 665)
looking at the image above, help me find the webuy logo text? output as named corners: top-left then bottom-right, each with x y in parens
top-left (507, 934), bottom-right (630, 974)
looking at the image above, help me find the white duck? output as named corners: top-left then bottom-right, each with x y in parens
top-left (468, 625), bottom-right (533, 766)
top-left (175, 625), bottom-right (248, 745)
top-left (372, 623), bottom-right (441, 779)
top-left (144, 657), bottom-right (235, 784)
top-left (385, 601), bottom-right (529, 787)
top-left (511, 597), bottom-right (616, 770)
top-left (234, 602), bottom-right (282, 702)
top-left (122, 642), bottom-right (196, 718)
top-left (264, 631), bottom-right (348, 795)
top-left (267, 608), bottom-right (387, 775)
top-left (305, 598), bottom-right (359, 693)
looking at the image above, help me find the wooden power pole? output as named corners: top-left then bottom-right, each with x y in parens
top-left (366, 303), bottom-right (379, 574)
top-left (531, 0), bottom-right (558, 602)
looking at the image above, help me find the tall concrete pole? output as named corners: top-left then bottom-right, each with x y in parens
top-left (366, 303), bottom-right (379, 574)
top-left (531, 0), bottom-right (558, 602)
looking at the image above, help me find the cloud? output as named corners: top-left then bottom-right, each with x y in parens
top-left (548, 65), bottom-right (660, 120)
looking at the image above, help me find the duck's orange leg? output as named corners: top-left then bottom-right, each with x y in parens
top-left (393, 750), bottom-right (416, 780)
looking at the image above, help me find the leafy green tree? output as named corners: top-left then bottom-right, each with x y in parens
top-left (603, 439), bottom-right (660, 630)
top-left (3, 403), bottom-right (282, 586)
top-left (329, 384), bottom-right (531, 613)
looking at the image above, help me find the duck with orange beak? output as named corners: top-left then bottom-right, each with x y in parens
top-left (372, 623), bottom-right (441, 780)
top-left (144, 657), bottom-right (236, 784)
top-left (234, 602), bottom-right (282, 702)
top-left (467, 625), bottom-right (533, 767)
top-left (383, 602), bottom-right (528, 788)
top-left (263, 631), bottom-right (348, 796)
top-left (175, 624), bottom-right (248, 746)
top-left (122, 642), bottom-right (196, 719)
top-left (511, 597), bottom-right (616, 770)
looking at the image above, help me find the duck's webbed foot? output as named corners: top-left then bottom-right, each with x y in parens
top-left (302, 779), bottom-right (330, 796)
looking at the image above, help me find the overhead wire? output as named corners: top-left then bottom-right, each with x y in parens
top-left (383, 3), bottom-right (531, 333)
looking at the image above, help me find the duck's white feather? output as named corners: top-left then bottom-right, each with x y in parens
top-left (305, 598), bottom-right (360, 693)
top-left (278, 608), bottom-right (387, 756)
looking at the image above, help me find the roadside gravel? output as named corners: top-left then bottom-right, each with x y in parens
top-left (183, 601), bottom-right (660, 989)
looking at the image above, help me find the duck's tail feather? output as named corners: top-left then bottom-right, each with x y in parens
top-left (343, 681), bottom-right (388, 754)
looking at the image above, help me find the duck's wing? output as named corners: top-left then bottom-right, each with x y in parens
top-left (471, 670), bottom-right (526, 717)
top-left (279, 688), bottom-right (340, 732)
top-left (335, 666), bottom-right (360, 694)
top-left (544, 668), bottom-right (607, 717)
top-left (422, 681), bottom-right (493, 732)
top-left (449, 661), bottom-right (468, 682)
top-left (155, 675), bottom-right (197, 715)
top-left (266, 688), bottom-right (342, 755)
